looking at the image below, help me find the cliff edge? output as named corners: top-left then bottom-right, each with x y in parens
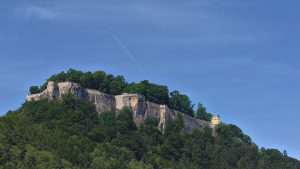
top-left (27, 81), bottom-right (211, 131)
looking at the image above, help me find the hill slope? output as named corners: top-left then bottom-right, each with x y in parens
top-left (0, 69), bottom-right (299, 169)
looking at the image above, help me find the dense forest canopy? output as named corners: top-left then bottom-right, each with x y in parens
top-left (29, 69), bottom-right (212, 119)
top-left (1, 69), bottom-right (298, 168)
top-left (0, 95), bottom-right (299, 168)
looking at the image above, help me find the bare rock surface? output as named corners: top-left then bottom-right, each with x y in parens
top-left (84, 89), bottom-right (116, 113)
top-left (27, 81), bottom-right (211, 131)
top-left (115, 93), bottom-right (147, 125)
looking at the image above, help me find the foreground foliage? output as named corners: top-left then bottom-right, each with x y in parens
top-left (0, 96), bottom-right (299, 169)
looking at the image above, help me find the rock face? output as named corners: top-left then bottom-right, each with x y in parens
top-left (27, 81), bottom-right (211, 131)
top-left (84, 89), bottom-right (116, 113)
top-left (27, 82), bottom-right (83, 101)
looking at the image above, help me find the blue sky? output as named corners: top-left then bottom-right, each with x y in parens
top-left (1, 0), bottom-right (300, 159)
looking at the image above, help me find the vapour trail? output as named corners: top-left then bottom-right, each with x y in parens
top-left (111, 34), bottom-right (148, 78)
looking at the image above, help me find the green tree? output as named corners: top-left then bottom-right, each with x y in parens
top-left (124, 80), bottom-right (169, 105)
top-left (169, 90), bottom-right (194, 116)
top-left (258, 148), bottom-right (285, 169)
top-left (92, 70), bottom-right (107, 90)
top-left (66, 69), bottom-right (83, 83)
top-left (195, 102), bottom-right (212, 121)
top-left (80, 71), bottom-right (95, 89)
top-left (127, 159), bottom-right (153, 169)
top-left (29, 86), bottom-right (40, 94)
top-left (110, 75), bottom-right (127, 95)
top-left (101, 74), bottom-right (114, 94)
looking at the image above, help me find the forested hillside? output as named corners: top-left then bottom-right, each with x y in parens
top-left (1, 69), bottom-right (299, 169)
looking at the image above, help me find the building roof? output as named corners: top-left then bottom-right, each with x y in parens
top-left (212, 114), bottom-right (220, 119)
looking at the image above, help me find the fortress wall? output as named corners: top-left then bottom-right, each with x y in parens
top-left (144, 101), bottom-right (160, 118)
top-left (26, 81), bottom-right (212, 131)
top-left (57, 82), bottom-right (83, 98)
top-left (115, 94), bottom-right (147, 125)
top-left (85, 89), bottom-right (116, 113)
top-left (180, 112), bottom-right (211, 131)
top-left (26, 91), bottom-right (48, 101)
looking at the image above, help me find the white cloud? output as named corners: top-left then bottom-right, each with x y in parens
top-left (17, 6), bottom-right (59, 19)
top-left (13, 2), bottom-right (209, 24)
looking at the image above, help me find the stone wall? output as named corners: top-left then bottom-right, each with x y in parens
top-left (26, 81), bottom-right (211, 131)
top-left (84, 89), bottom-right (116, 113)
top-left (115, 93), bottom-right (147, 125)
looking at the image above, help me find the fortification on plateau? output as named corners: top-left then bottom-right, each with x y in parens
top-left (27, 81), bottom-right (217, 132)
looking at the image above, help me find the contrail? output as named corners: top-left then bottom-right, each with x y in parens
top-left (112, 34), bottom-right (148, 78)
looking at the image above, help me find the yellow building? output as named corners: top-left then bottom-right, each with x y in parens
top-left (211, 115), bottom-right (221, 126)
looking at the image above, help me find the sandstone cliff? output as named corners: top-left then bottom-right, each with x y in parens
top-left (27, 81), bottom-right (211, 131)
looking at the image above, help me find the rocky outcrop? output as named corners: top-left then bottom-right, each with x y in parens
top-left (115, 93), bottom-right (148, 125)
top-left (84, 89), bottom-right (116, 113)
top-left (26, 81), bottom-right (83, 101)
top-left (26, 81), bottom-right (211, 131)
top-left (182, 113), bottom-right (210, 131)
